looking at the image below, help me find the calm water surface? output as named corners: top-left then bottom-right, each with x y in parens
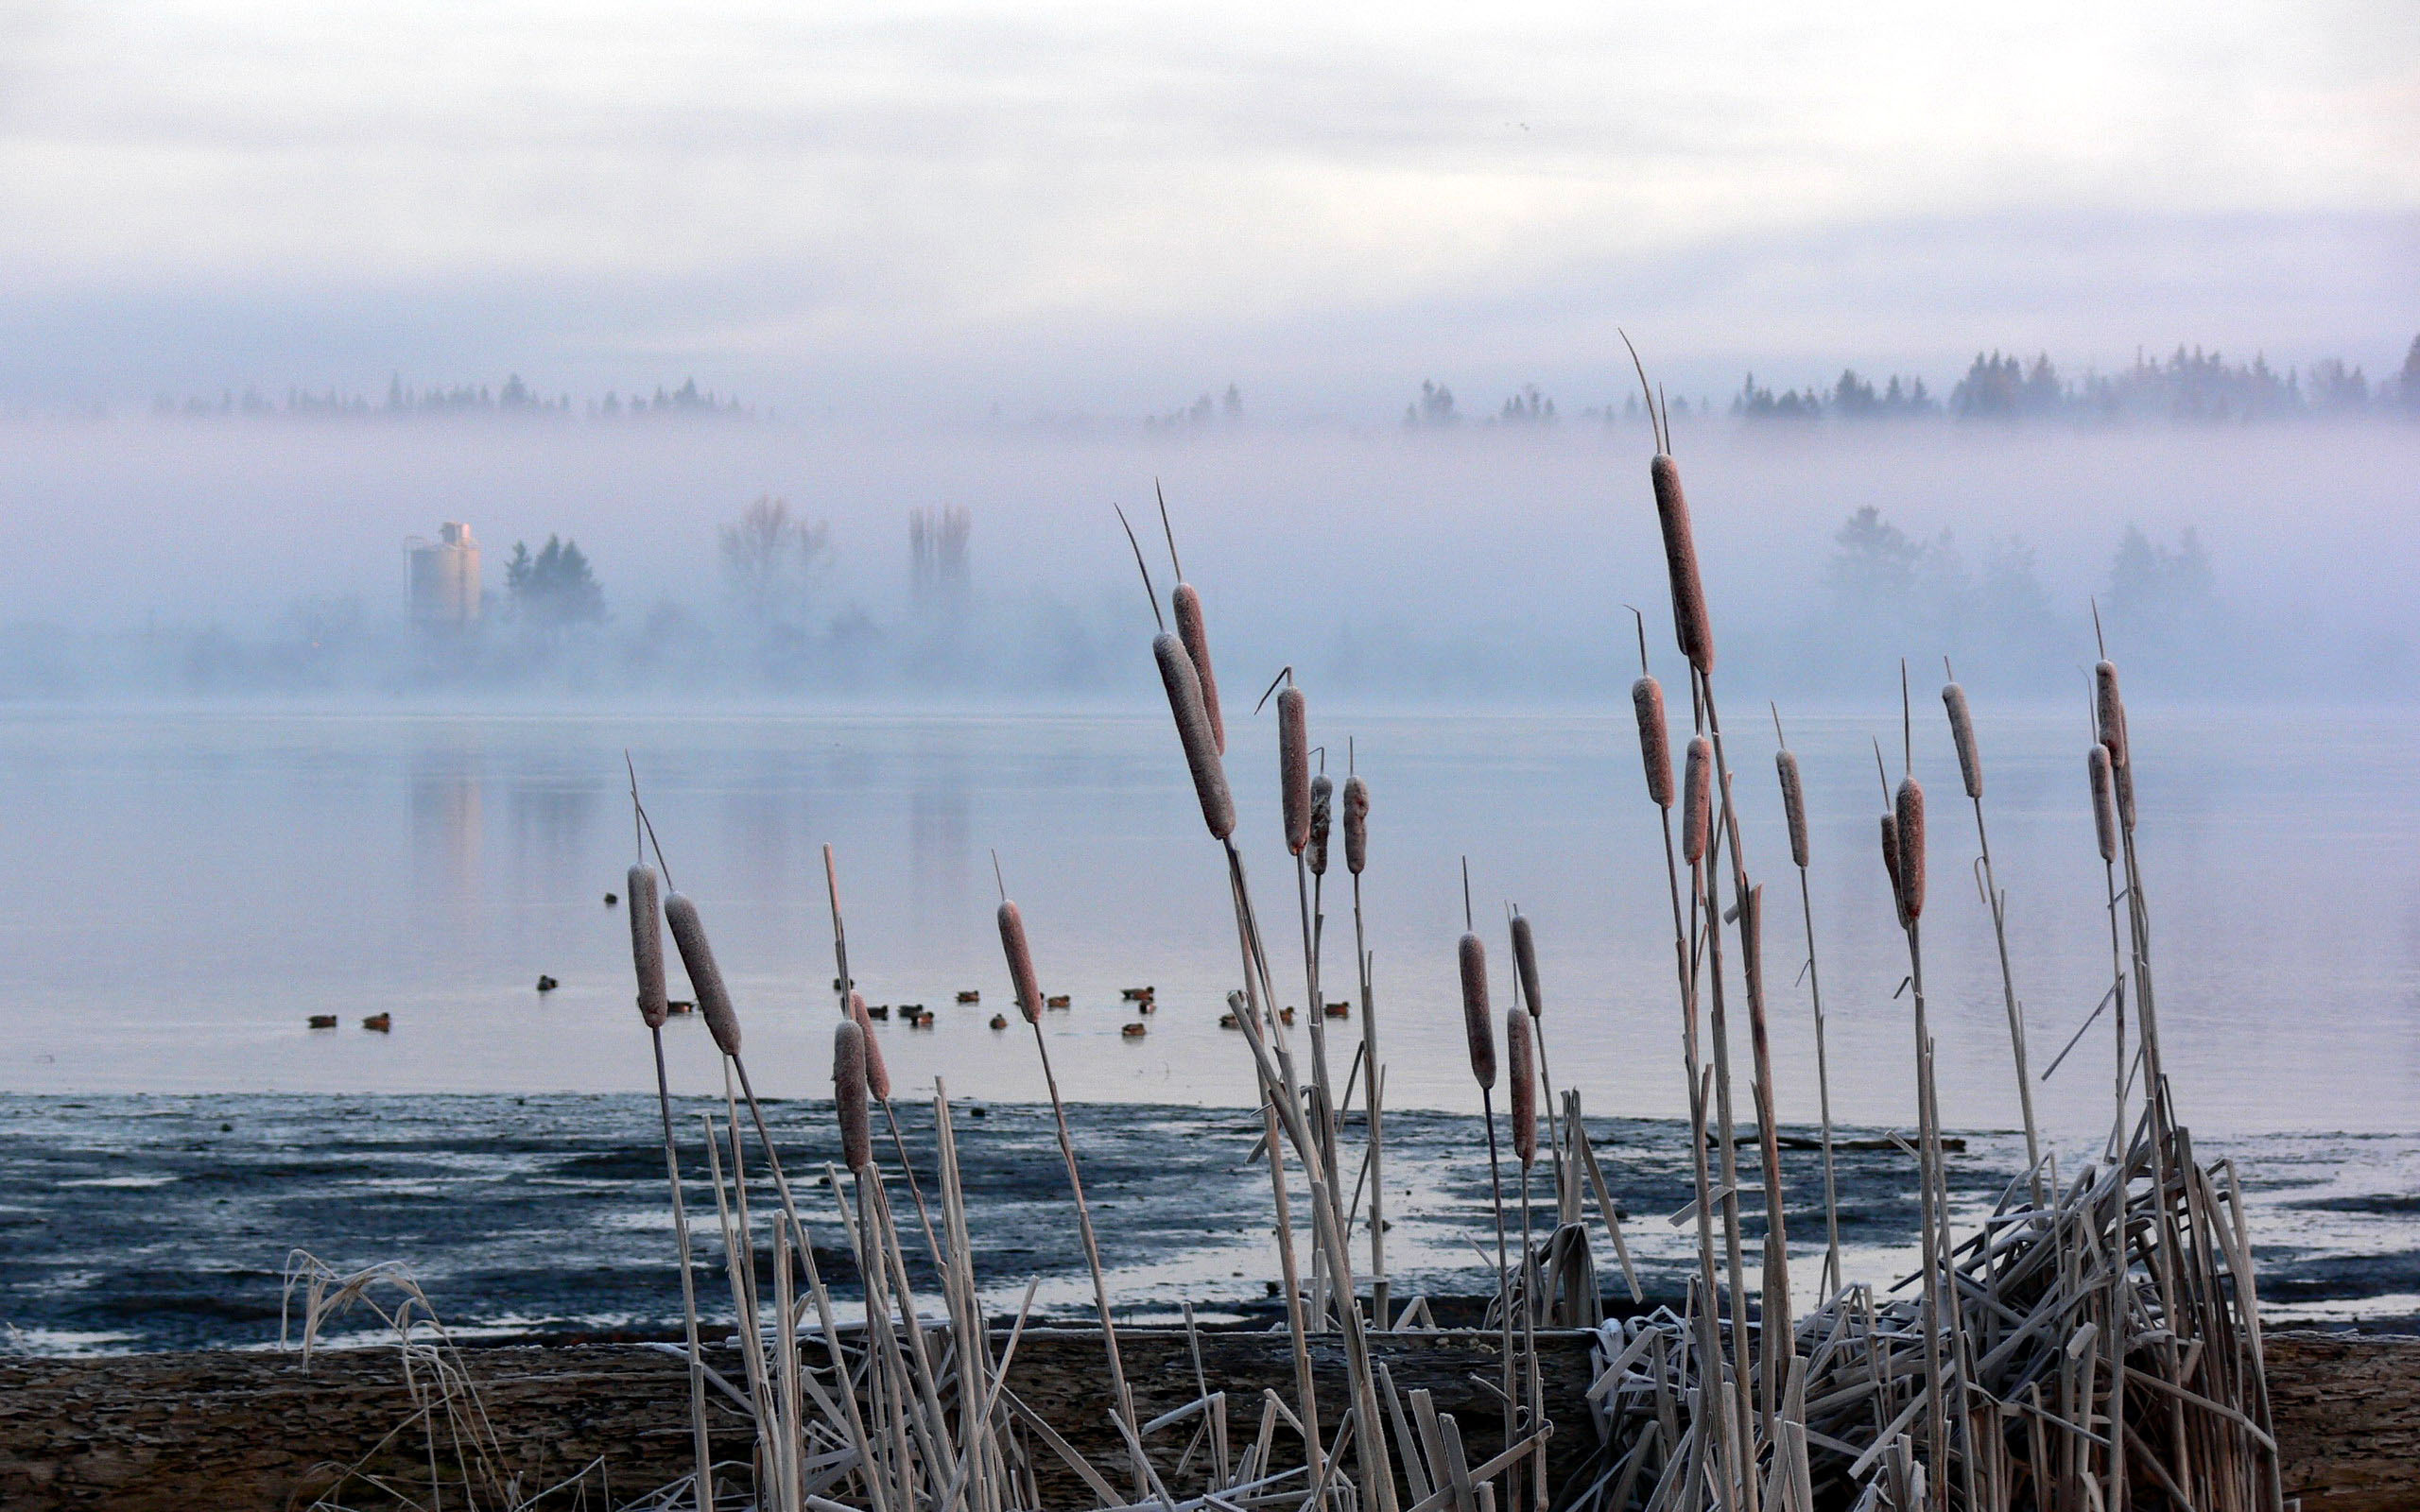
top-left (2, 702), bottom-right (2414, 1146)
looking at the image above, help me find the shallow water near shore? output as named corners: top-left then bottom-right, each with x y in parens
top-left (2, 1093), bottom-right (2414, 1355)
top-left (4, 703), bottom-right (2418, 1352)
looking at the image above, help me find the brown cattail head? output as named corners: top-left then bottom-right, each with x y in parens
top-left (834, 1021), bottom-right (873, 1171)
top-left (1172, 583), bottom-right (1225, 755)
top-left (1775, 748), bottom-right (1809, 868)
top-left (1633, 677), bottom-right (1673, 808)
top-left (1510, 912), bottom-right (1543, 1020)
top-left (1306, 775), bottom-right (1333, 876)
top-left (1894, 777), bottom-right (1927, 921)
top-left (1342, 774), bottom-right (1370, 875)
top-left (849, 990), bottom-right (890, 1099)
top-left (1650, 455), bottom-right (1715, 674)
top-left (2114, 750), bottom-right (2137, 834)
top-left (1278, 685), bottom-right (1311, 855)
top-left (1880, 815), bottom-right (1909, 929)
top-left (997, 901), bottom-right (1044, 1023)
top-left (627, 863), bottom-right (667, 1028)
top-left (1505, 1006), bottom-right (1538, 1167)
top-left (1944, 683), bottom-right (1982, 799)
top-left (1681, 734), bottom-right (1714, 864)
top-left (1458, 933), bottom-right (1495, 1090)
top-left (2087, 746), bottom-right (2119, 862)
top-left (1510, 914), bottom-right (1548, 1021)
top-left (664, 892), bottom-right (740, 1056)
top-left (1153, 632), bottom-right (1236, 840)
top-left (2094, 661), bottom-right (2128, 768)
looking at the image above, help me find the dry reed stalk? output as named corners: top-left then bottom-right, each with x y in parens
top-left (1944, 679), bottom-right (2043, 1203)
top-left (1736, 882), bottom-right (1792, 1418)
top-left (1634, 678), bottom-right (1673, 808)
top-left (996, 894), bottom-right (1144, 1498)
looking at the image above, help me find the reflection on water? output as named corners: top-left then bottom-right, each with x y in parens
top-left (1, 704), bottom-right (2416, 1155)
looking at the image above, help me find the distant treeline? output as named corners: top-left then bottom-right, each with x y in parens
top-left (150, 373), bottom-right (752, 421)
top-left (1733, 339), bottom-right (2418, 425)
top-left (1419, 335), bottom-right (2420, 432)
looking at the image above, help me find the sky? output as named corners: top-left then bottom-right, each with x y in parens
top-left (2, 0), bottom-right (2414, 418)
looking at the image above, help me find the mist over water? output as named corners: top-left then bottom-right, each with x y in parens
top-left (2, 414), bottom-right (2416, 704)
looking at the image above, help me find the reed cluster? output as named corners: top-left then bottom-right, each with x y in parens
top-left (577, 437), bottom-right (2276, 1512)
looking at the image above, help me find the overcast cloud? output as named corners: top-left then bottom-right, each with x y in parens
top-left (0, 0), bottom-right (2412, 413)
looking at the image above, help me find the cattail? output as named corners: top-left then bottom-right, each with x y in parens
top-left (834, 1021), bottom-right (873, 1171)
top-left (1651, 455), bottom-right (1714, 674)
top-left (1944, 683), bottom-right (1982, 799)
top-left (1172, 583), bottom-right (1225, 754)
top-left (997, 901), bottom-right (1045, 1023)
top-left (1775, 748), bottom-right (1809, 869)
top-left (1306, 774), bottom-right (1333, 876)
top-left (1342, 774), bottom-right (1370, 875)
top-left (627, 864), bottom-right (667, 1028)
top-left (1458, 933), bottom-right (1495, 1090)
top-left (1894, 778), bottom-right (1926, 921)
top-left (1681, 734), bottom-right (1713, 864)
top-left (1278, 684), bottom-right (1311, 855)
top-left (1153, 632), bottom-right (1236, 840)
top-left (2095, 661), bottom-right (2127, 768)
top-left (849, 990), bottom-right (890, 1100)
top-left (1505, 1006), bottom-right (1537, 1166)
top-left (664, 892), bottom-right (740, 1057)
top-left (2087, 746), bottom-right (2118, 862)
top-left (1510, 913), bottom-right (1543, 1020)
top-left (2114, 749), bottom-right (2137, 834)
top-left (1880, 815), bottom-right (1909, 929)
top-left (1633, 677), bottom-right (1672, 808)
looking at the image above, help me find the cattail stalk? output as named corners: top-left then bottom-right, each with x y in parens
top-left (1651, 455), bottom-right (1714, 674)
top-left (1634, 677), bottom-right (1673, 808)
top-left (2089, 746), bottom-right (2130, 1151)
top-left (1638, 669), bottom-right (1739, 1512)
top-left (1157, 634), bottom-right (1236, 840)
top-left (1773, 739), bottom-right (1842, 1297)
top-left (1342, 766), bottom-right (1388, 1328)
top-left (1276, 679), bottom-right (1344, 1285)
top-left (1460, 926), bottom-right (1516, 1487)
top-left (627, 862), bottom-right (711, 1512)
top-left (1174, 582), bottom-right (1225, 754)
top-left (1944, 682), bottom-right (2044, 1204)
top-left (997, 898), bottom-right (1143, 1497)
top-left (1737, 884), bottom-right (1793, 1416)
top-left (1504, 1005), bottom-right (1542, 1512)
top-left (1887, 774), bottom-right (1952, 1490)
top-left (1508, 913), bottom-right (1571, 1224)
top-left (835, 1022), bottom-right (873, 1171)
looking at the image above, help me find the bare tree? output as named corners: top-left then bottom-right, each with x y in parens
top-left (719, 495), bottom-right (829, 621)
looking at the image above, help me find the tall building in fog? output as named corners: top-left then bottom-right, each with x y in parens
top-left (908, 507), bottom-right (971, 608)
top-left (407, 523), bottom-right (482, 630)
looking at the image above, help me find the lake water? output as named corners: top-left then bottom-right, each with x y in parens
top-left (3, 699), bottom-right (2417, 1351)
top-left (2, 701), bottom-right (2411, 1142)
